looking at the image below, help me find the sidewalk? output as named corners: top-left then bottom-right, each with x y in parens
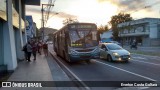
top-left (0, 51), bottom-right (80, 90)
top-left (0, 54), bottom-right (56, 90)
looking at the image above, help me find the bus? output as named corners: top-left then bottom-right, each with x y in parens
top-left (53, 23), bottom-right (99, 63)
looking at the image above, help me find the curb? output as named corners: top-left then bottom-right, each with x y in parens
top-left (131, 53), bottom-right (160, 58)
top-left (48, 50), bottom-right (90, 90)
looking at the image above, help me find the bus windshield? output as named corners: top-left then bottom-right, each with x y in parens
top-left (69, 30), bottom-right (98, 48)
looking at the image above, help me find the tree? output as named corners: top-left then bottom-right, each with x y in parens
top-left (97, 25), bottom-right (109, 34)
top-left (109, 13), bottom-right (133, 41)
top-left (63, 18), bottom-right (78, 25)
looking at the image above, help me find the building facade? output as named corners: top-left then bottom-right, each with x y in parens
top-left (118, 18), bottom-right (160, 46)
top-left (40, 27), bottom-right (57, 41)
top-left (0, 0), bottom-right (40, 73)
top-left (33, 22), bottom-right (37, 37)
top-left (26, 16), bottom-right (37, 41)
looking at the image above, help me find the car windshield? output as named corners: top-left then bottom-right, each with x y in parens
top-left (106, 44), bottom-right (122, 50)
top-left (69, 30), bottom-right (98, 48)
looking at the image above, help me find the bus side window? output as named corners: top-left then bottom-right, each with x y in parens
top-left (62, 30), bottom-right (65, 44)
top-left (92, 31), bottom-right (97, 40)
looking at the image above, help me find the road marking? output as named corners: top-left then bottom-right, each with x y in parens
top-left (132, 55), bottom-right (160, 62)
top-left (132, 59), bottom-right (160, 66)
top-left (94, 60), bottom-right (156, 81)
top-left (132, 57), bottom-right (146, 60)
top-left (51, 51), bottom-right (90, 90)
top-left (131, 53), bottom-right (160, 60)
top-left (115, 87), bottom-right (149, 90)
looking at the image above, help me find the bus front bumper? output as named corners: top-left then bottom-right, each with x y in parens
top-left (69, 53), bottom-right (99, 61)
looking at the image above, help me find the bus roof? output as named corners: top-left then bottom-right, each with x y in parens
top-left (53, 22), bottom-right (97, 35)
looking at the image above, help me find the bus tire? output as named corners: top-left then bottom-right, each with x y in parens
top-left (63, 51), bottom-right (66, 60)
top-left (63, 51), bottom-right (70, 62)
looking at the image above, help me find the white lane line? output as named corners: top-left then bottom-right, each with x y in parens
top-left (115, 87), bottom-right (149, 90)
top-left (132, 59), bottom-right (160, 66)
top-left (132, 53), bottom-right (160, 59)
top-left (52, 52), bottom-right (90, 90)
top-left (132, 57), bottom-right (146, 60)
top-left (94, 60), bottom-right (156, 81)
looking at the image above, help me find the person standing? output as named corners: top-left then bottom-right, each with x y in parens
top-left (26, 41), bottom-right (32, 62)
top-left (43, 42), bottom-right (48, 56)
top-left (32, 41), bottom-right (37, 60)
top-left (22, 44), bottom-right (28, 61)
top-left (37, 41), bottom-right (42, 55)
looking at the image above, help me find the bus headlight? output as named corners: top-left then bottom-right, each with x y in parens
top-left (69, 49), bottom-right (78, 55)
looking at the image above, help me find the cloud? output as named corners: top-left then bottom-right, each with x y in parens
top-left (54, 12), bottom-right (77, 18)
top-left (26, 6), bottom-right (77, 19)
top-left (26, 6), bottom-right (41, 14)
top-left (97, 0), bottom-right (151, 13)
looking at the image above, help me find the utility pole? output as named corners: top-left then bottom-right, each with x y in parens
top-left (41, 4), bottom-right (54, 41)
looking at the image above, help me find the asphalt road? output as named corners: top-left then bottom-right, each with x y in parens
top-left (48, 45), bottom-right (160, 90)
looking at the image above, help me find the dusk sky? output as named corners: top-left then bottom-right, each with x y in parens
top-left (26, 0), bottom-right (160, 29)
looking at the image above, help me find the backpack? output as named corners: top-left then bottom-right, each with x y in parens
top-left (22, 45), bottom-right (27, 51)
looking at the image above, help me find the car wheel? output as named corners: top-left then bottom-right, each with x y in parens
top-left (107, 55), bottom-right (113, 62)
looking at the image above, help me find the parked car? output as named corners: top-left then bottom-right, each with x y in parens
top-left (99, 43), bottom-right (131, 62)
top-left (106, 41), bottom-right (121, 46)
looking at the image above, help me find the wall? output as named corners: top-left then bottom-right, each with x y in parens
top-left (2, 0), bottom-right (18, 71)
top-left (0, 20), bottom-right (4, 65)
top-left (142, 36), bottom-right (150, 47)
top-left (149, 23), bottom-right (158, 39)
top-left (158, 24), bottom-right (160, 38)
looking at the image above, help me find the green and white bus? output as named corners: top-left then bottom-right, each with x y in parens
top-left (53, 23), bottom-right (99, 62)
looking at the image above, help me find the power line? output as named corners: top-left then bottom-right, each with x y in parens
top-left (44, 0), bottom-right (56, 26)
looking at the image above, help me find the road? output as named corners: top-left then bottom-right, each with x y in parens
top-left (48, 45), bottom-right (160, 90)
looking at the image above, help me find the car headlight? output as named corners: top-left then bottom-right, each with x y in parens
top-left (128, 52), bottom-right (131, 55)
top-left (113, 52), bottom-right (119, 56)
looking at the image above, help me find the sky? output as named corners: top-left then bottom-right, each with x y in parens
top-left (26, 0), bottom-right (160, 29)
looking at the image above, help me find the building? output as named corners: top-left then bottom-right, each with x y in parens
top-left (100, 30), bottom-right (113, 42)
top-left (0, 0), bottom-right (40, 73)
top-left (40, 27), bottom-right (57, 41)
top-left (33, 22), bottom-right (37, 37)
top-left (26, 16), bottom-right (37, 40)
top-left (118, 18), bottom-right (160, 46)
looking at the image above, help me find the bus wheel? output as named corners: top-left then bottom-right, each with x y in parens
top-left (63, 51), bottom-right (66, 60)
